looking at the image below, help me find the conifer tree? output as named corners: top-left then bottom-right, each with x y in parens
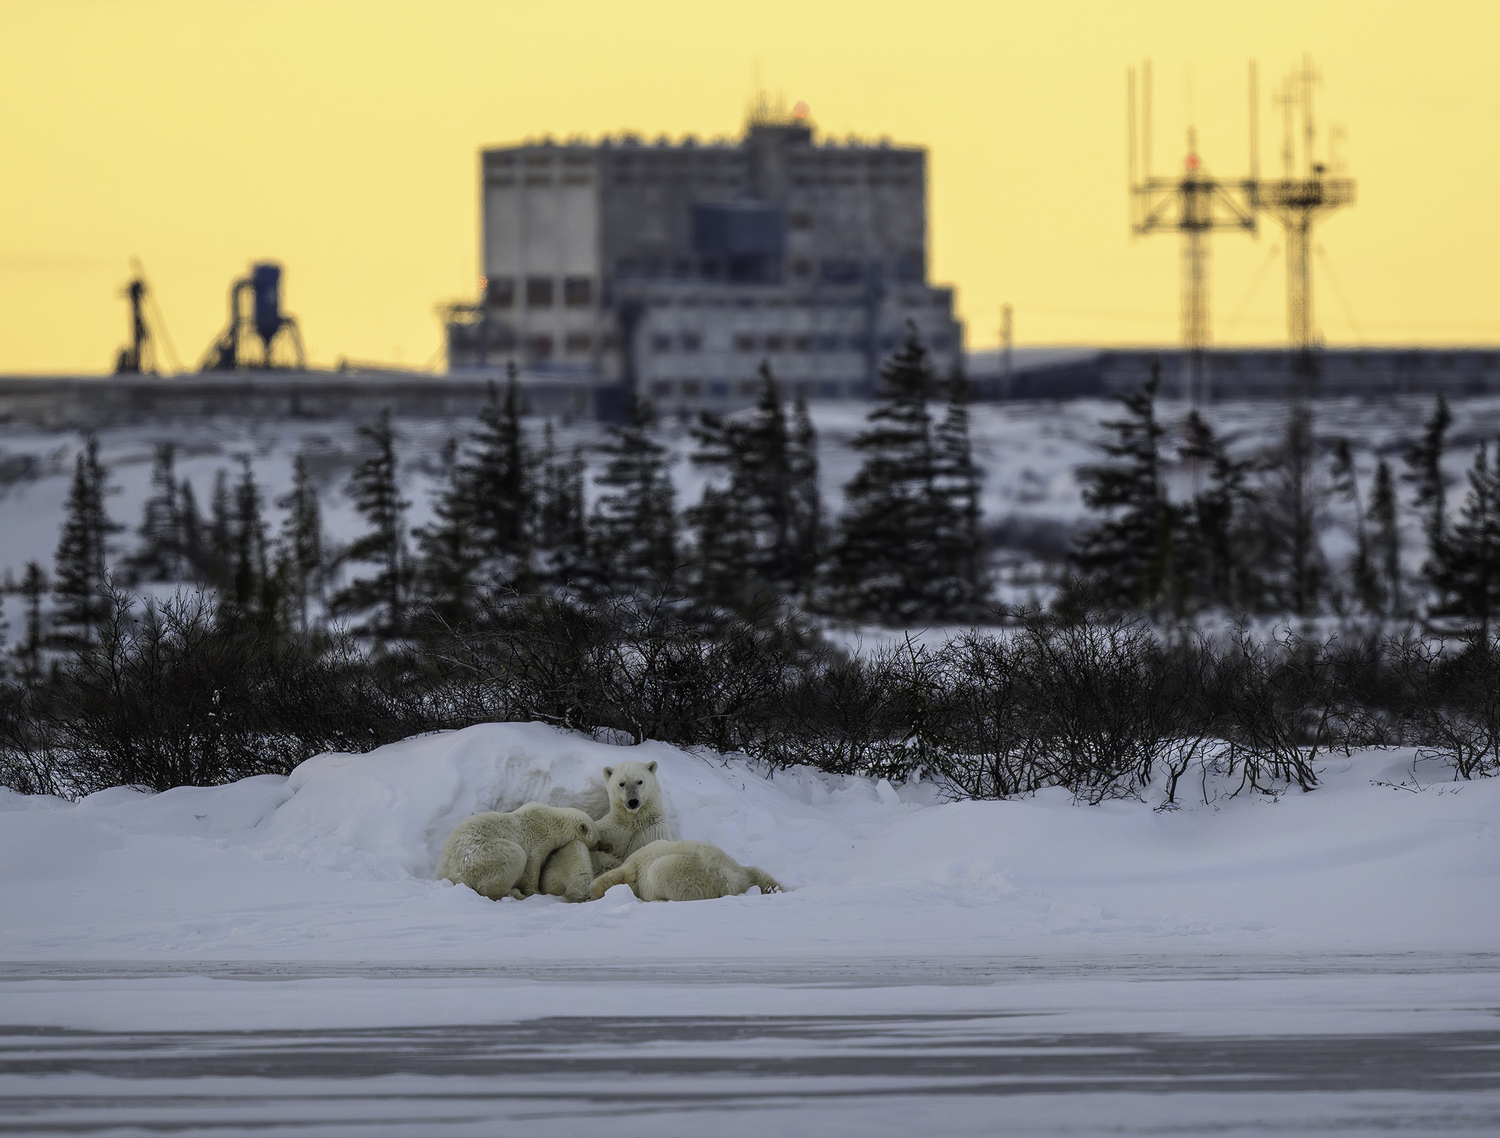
top-left (128, 443), bottom-right (183, 583)
top-left (230, 458), bottom-right (270, 615)
top-left (412, 441), bottom-right (483, 626)
top-left (178, 479), bottom-right (207, 582)
top-left (1368, 459), bottom-right (1402, 616)
top-left (51, 435), bottom-right (120, 645)
top-left (1403, 393), bottom-right (1452, 602)
top-left (207, 469), bottom-right (234, 587)
top-left (531, 424), bottom-right (590, 592)
top-left (1177, 410), bottom-right (1257, 609)
top-left (1274, 401), bottom-right (1324, 615)
top-left (274, 454), bottom-right (325, 632)
top-left (825, 334), bottom-right (943, 620)
top-left (589, 397), bottom-right (678, 594)
top-left (1072, 368), bottom-right (1180, 613)
top-left (1434, 439), bottom-right (1500, 637)
top-left (1330, 439), bottom-right (1376, 612)
top-left (786, 395), bottom-right (823, 597)
top-left (16, 562), bottom-right (46, 678)
top-left (330, 409), bottom-right (410, 634)
top-left (466, 373), bottom-right (533, 587)
top-left (929, 370), bottom-right (989, 615)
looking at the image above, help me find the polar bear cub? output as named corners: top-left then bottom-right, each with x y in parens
top-left (594, 760), bottom-right (674, 865)
top-left (439, 803), bottom-right (600, 901)
top-left (589, 839), bottom-right (783, 902)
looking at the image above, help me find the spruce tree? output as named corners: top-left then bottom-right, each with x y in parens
top-left (207, 469), bottom-right (234, 587)
top-left (1368, 458), bottom-right (1402, 616)
top-left (178, 479), bottom-right (207, 583)
top-left (687, 410), bottom-right (759, 611)
top-left (826, 333), bottom-right (945, 620)
top-left (51, 435), bottom-right (119, 645)
top-left (1072, 367), bottom-right (1180, 613)
top-left (786, 395), bottom-right (823, 598)
top-left (929, 369), bottom-right (989, 616)
top-left (1403, 393), bottom-right (1452, 604)
top-left (531, 425), bottom-right (590, 592)
top-left (274, 454), bottom-right (325, 632)
top-left (1274, 400), bottom-right (1324, 615)
top-left (466, 373), bottom-right (533, 587)
top-left (1330, 439), bottom-right (1376, 612)
top-left (412, 441), bottom-right (483, 626)
top-left (589, 397), bottom-right (678, 594)
top-left (330, 408), bottom-right (410, 635)
top-left (230, 457), bottom-right (270, 615)
top-left (1434, 440), bottom-right (1500, 637)
top-left (1177, 410), bottom-right (1256, 609)
top-left (16, 562), bottom-right (46, 678)
top-left (128, 443), bottom-right (183, 583)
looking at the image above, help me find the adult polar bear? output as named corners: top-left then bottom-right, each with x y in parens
top-left (539, 758), bottom-right (675, 902)
top-left (440, 803), bottom-right (600, 901)
top-left (590, 840), bottom-right (782, 902)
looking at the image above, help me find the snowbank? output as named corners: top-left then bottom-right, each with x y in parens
top-left (1, 722), bottom-right (1496, 962)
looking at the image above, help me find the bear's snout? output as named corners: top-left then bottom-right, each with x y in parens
top-left (627, 797), bottom-right (640, 811)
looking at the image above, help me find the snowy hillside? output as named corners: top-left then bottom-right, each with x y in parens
top-left (2, 721), bottom-right (1496, 963)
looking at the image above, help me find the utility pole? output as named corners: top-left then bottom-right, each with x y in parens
top-left (1128, 60), bottom-right (1258, 404)
top-left (1000, 303), bottom-right (1013, 400)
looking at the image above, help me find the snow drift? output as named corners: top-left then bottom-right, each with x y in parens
top-left (1, 721), bottom-right (1496, 963)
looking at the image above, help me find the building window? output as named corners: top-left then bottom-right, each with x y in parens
top-left (651, 381), bottom-right (673, 398)
top-left (680, 332), bottom-right (702, 351)
top-left (817, 334), bottom-right (841, 352)
top-left (709, 382), bottom-right (729, 399)
top-left (526, 277), bottom-right (554, 308)
top-left (650, 333), bottom-right (673, 352)
top-left (734, 334), bottom-right (757, 352)
top-left (821, 259), bottom-right (863, 284)
top-left (565, 333), bottom-right (592, 353)
top-left (564, 277), bottom-right (593, 307)
top-left (789, 211), bottom-right (813, 230)
top-left (525, 334), bottom-right (554, 359)
top-left (682, 380), bottom-right (700, 397)
top-left (792, 335), bottom-right (812, 351)
top-left (485, 277), bottom-right (515, 308)
top-left (790, 258), bottom-right (811, 279)
top-left (765, 335), bottom-right (785, 352)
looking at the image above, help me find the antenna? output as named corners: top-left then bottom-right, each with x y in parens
top-left (1126, 58), bottom-right (1257, 403)
top-left (1248, 61), bottom-right (1260, 183)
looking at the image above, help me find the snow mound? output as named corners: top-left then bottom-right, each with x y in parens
top-left (1, 722), bottom-right (1497, 962)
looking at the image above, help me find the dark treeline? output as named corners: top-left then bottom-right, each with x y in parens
top-left (3, 345), bottom-right (1499, 800)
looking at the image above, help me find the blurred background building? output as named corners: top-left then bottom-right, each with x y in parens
top-left (445, 105), bottom-right (963, 413)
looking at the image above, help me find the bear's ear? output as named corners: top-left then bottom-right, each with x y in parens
top-left (603, 766), bottom-right (613, 779)
top-left (646, 761), bottom-right (658, 774)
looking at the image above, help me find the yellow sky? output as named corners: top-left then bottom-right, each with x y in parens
top-left (1, 0), bottom-right (1496, 374)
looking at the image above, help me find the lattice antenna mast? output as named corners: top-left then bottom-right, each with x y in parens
top-left (1127, 59), bottom-right (1258, 403)
top-left (1253, 55), bottom-right (1356, 357)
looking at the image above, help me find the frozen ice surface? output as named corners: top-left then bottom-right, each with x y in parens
top-left (2, 722), bottom-right (1499, 1133)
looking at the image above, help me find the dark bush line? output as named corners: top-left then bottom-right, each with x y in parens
top-left (2, 588), bottom-right (1497, 801)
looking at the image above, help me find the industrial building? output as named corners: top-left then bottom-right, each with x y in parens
top-left (446, 108), bottom-right (963, 413)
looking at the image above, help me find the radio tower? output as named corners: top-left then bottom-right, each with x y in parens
top-left (1127, 61), bottom-right (1258, 403)
top-left (1253, 55), bottom-right (1356, 384)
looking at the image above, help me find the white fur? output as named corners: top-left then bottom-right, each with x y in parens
top-left (438, 803), bottom-right (598, 900)
top-left (592, 760), bottom-right (673, 872)
top-left (589, 839), bottom-right (782, 902)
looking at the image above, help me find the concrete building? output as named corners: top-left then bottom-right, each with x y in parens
top-left (447, 112), bottom-right (962, 413)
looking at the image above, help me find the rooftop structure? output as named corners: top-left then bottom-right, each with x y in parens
top-left (447, 114), bottom-right (962, 412)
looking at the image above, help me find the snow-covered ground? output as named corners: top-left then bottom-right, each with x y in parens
top-left (3, 722), bottom-right (1498, 1134)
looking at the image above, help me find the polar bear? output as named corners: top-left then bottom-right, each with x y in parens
top-left (537, 838), bottom-right (597, 903)
top-left (439, 803), bottom-right (600, 901)
top-left (589, 839), bottom-right (782, 902)
top-left (593, 760), bottom-right (674, 868)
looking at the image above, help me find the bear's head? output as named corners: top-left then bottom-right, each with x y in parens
top-left (563, 808), bottom-right (601, 848)
top-left (603, 760), bottom-right (659, 815)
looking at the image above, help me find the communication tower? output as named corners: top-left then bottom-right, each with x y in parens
top-left (1127, 61), bottom-right (1258, 402)
top-left (1252, 55), bottom-right (1356, 372)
